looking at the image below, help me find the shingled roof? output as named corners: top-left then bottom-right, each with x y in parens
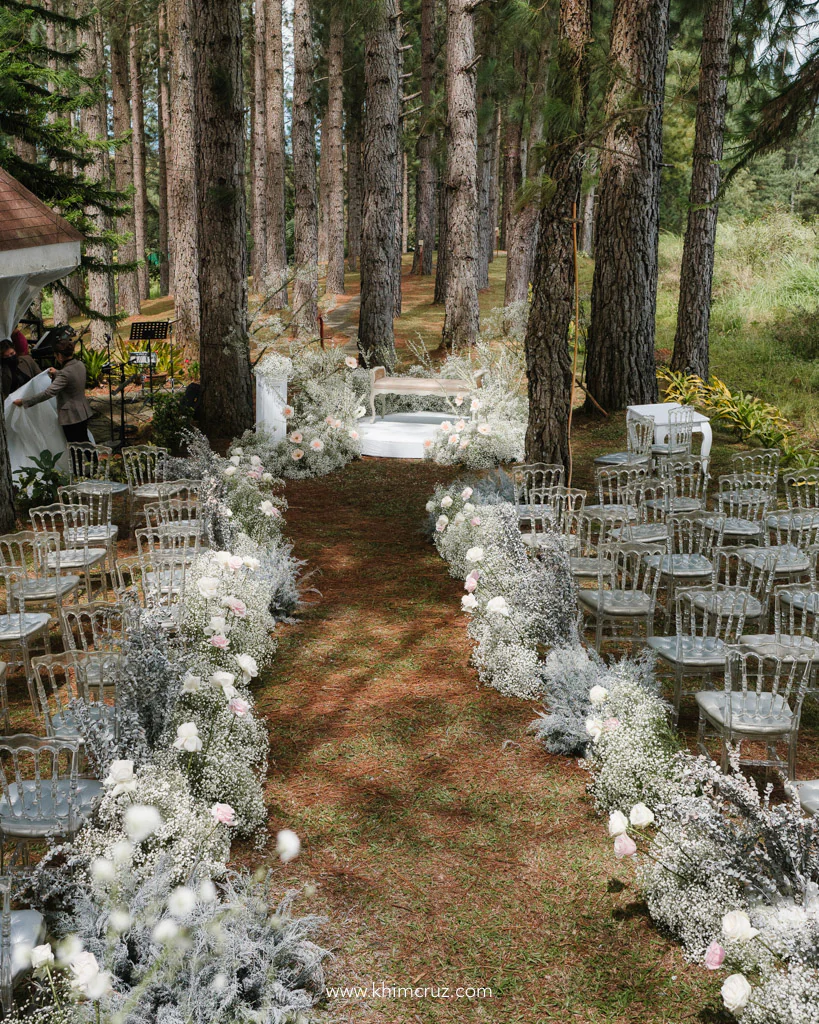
top-left (0, 166), bottom-right (83, 253)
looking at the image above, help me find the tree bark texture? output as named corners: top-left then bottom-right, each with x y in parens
top-left (325, 6), bottom-right (346, 295)
top-left (581, 182), bottom-right (594, 254)
top-left (158, 4), bottom-right (174, 292)
top-left (524, 0), bottom-right (592, 468)
top-left (193, 0), bottom-right (253, 436)
top-left (156, 44), bottom-right (171, 296)
top-left (411, 0), bottom-right (436, 275)
top-left (79, 4), bottom-right (115, 347)
top-left (476, 107), bottom-right (493, 290)
top-left (441, 0), bottom-right (479, 347)
top-left (317, 116), bottom-right (329, 268)
top-left (292, 0), bottom-right (319, 332)
top-left (585, 0), bottom-right (671, 411)
top-left (487, 103), bottom-right (500, 263)
top-left (251, 0), bottom-right (268, 290)
top-left (671, 0), bottom-right (732, 380)
top-left (263, 0), bottom-right (288, 305)
top-left (433, 176), bottom-right (448, 304)
top-left (499, 48), bottom-right (526, 251)
top-left (358, 0), bottom-right (399, 368)
top-left (111, 29), bottom-right (141, 317)
top-left (129, 27), bottom-right (150, 300)
top-left (393, 7), bottom-right (403, 317)
top-left (167, 0), bottom-right (200, 352)
top-left (346, 115), bottom-right (362, 271)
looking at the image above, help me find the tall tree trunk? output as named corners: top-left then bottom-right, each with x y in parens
top-left (441, 0), bottom-right (479, 348)
top-left (585, 0), bottom-right (671, 411)
top-left (111, 29), bottom-right (141, 317)
top-left (499, 48), bottom-right (526, 252)
top-left (156, 43), bottom-right (171, 296)
top-left (50, 1), bottom-right (80, 322)
top-left (325, 6), bottom-right (346, 295)
top-left (505, 31), bottom-right (550, 305)
top-left (402, 152), bottom-right (409, 254)
top-left (317, 116), bottom-right (329, 268)
top-left (263, 0), bottom-right (288, 306)
top-left (358, 0), bottom-right (399, 367)
top-left (251, 0), bottom-right (268, 290)
top-left (129, 27), bottom-right (150, 300)
top-left (488, 103), bottom-right (500, 263)
top-left (476, 108), bottom-right (493, 290)
top-left (524, 0), bottom-right (592, 467)
top-left (292, 0), bottom-right (319, 331)
top-left (158, 4), bottom-right (174, 293)
top-left (194, 0), bottom-right (253, 436)
top-left (411, 0), bottom-right (436, 275)
top-left (393, 7), bottom-right (403, 316)
top-left (433, 177), bottom-right (448, 303)
top-left (79, 3), bottom-right (115, 346)
top-left (581, 181), bottom-right (594, 254)
top-left (167, 0), bottom-right (200, 353)
top-left (346, 114), bottom-right (362, 271)
top-left (671, 0), bottom-right (732, 380)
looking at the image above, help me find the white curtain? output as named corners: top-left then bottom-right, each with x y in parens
top-left (3, 372), bottom-right (68, 475)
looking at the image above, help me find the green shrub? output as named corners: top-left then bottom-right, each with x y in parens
top-left (152, 391), bottom-right (194, 455)
top-left (773, 305), bottom-right (819, 362)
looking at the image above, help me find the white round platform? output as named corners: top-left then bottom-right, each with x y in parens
top-left (359, 412), bottom-right (449, 459)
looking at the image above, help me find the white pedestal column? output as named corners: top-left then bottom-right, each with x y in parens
top-left (255, 375), bottom-right (288, 443)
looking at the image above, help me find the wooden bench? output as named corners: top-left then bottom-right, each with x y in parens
top-left (369, 367), bottom-right (485, 421)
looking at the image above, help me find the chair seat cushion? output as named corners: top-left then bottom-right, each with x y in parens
top-left (0, 612), bottom-right (50, 641)
top-left (47, 548), bottom-right (107, 571)
top-left (798, 780), bottom-right (819, 816)
top-left (10, 909), bottom-right (45, 980)
top-left (647, 635), bottom-right (727, 667)
top-left (695, 690), bottom-right (794, 736)
top-left (644, 553), bottom-right (712, 577)
top-left (738, 634), bottom-right (819, 662)
top-left (766, 510), bottom-right (819, 531)
top-left (594, 452), bottom-right (650, 467)
top-left (583, 503), bottom-right (638, 521)
top-left (610, 523), bottom-right (668, 544)
top-left (779, 590), bottom-right (819, 614)
top-left (741, 546), bottom-right (809, 575)
top-left (577, 589), bottom-right (652, 615)
top-left (50, 705), bottom-right (115, 741)
top-left (14, 576), bottom-right (80, 601)
top-left (570, 555), bottom-right (610, 577)
top-left (691, 590), bottom-right (763, 620)
top-left (133, 484), bottom-right (160, 500)
top-left (719, 517), bottom-right (764, 538)
top-left (0, 779), bottom-right (103, 838)
top-left (65, 526), bottom-right (118, 544)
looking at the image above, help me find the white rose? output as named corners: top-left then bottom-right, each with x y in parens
top-left (276, 828), bottom-right (301, 863)
top-left (425, 501), bottom-right (435, 512)
top-left (262, 472), bottom-right (274, 483)
top-left (585, 718), bottom-right (603, 743)
top-left (462, 502), bottom-right (475, 515)
top-left (29, 944), bottom-right (54, 970)
top-left (214, 551), bottom-right (233, 567)
top-left (103, 759), bottom-right (136, 796)
top-left (235, 654), bottom-right (259, 681)
top-left (485, 596), bottom-right (510, 617)
top-left (461, 487), bottom-right (473, 500)
top-left (721, 974), bottom-right (752, 1013)
top-left (224, 466), bottom-right (237, 477)
top-left (441, 495), bottom-right (453, 509)
top-left (173, 722), bottom-right (202, 753)
top-left (243, 556), bottom-right (260, 571)
top-left (436, 515), bottom-right (449, 533)
top-left (589, 685), bottom-right (609, 706)
top-left (722, 910), bottom-right (759, 943)
top-left (629, 803), bottom-right (655, 828)
top-left (250, 455), bottom-right (263, 467)
top-left (231, 447), bottom-right (243, 456)
top-left (197, 576), bottom-right (221, 600)
top-left (461, 594), bottom-right (478, 612)
top-left (207, 614), bottom-right (228, 636)
top-left (453, 512), bottom-right (465, 525)
top-left (607, 810), bottom-right (629, 836)
top-left (69, 951), bottom-right (107, 996)
top-left (229, 455), bottom-right (241, 466)
top-left (181, 674), bottom-right (202, 695)
top-left (465, 547), bottom-right (484, 563)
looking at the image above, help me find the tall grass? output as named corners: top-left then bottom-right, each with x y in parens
top-left (656, 212), bottom-right (819, 436)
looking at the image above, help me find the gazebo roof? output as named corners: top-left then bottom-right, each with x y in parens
top-left (0, 166), bottom-right (83, 253)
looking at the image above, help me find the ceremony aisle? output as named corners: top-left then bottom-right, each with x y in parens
top-left (258, 459), bottom-right (720, 1024)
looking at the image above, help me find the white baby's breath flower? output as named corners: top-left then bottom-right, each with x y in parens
top-left (124, 804), bottom-right (163, 843)
top-left (276, 828), bottom-right (301, 863)
top-left (168, 886), bottom-right (197, 920)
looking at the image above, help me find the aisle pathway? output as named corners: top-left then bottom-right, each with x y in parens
top-left (255, 459), bottom-right (717, 1024)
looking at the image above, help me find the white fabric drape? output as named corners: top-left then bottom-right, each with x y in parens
top-left (255, 375), bottom-right (287, 442)
top-left (3, 372), bottom-right (68, 474)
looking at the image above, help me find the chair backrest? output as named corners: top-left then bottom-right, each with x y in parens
top-left (723, 646), bottom-right (812, 727)
top-left (136, 525), bottom-right (201, 559)
top-left (0, 531), bottom-right (64, 584)
top-left (667, 511), bottom-right (725, 557)
top-left (666, 405), bottom-right (695, 451)
top-left (715, 474), bottom-right (772, 521)
top-left (158, 479), bottom-right (201, 504)
top-left (67, 443), bottom-right (112, 483)
top-left (595, 464), bottom-right (648, 506)
top-left (61, 602), bottom-right (124, 653)
top-left (122, 446), bottom-right (168, 489)
top-left (571, 511), bottom-right (616, 558)
top-left (772, 586), bottom-right (819, 641)
top-left (148, 498), bottom-right (199, 528)
top-left (598, 542), bottom-right (664, 596)
top-left (29, 503), bottom-right (90, 549)
top-left (513, 464), bottom-right (565, 509)
top-left (58, 485), bottom-right (112, 528)
top-left (0, 734), bottom-right (82, 831)
top-left (659, 455), bottom-right (708, 508)
top-left (730, 448), bottom-right (780, 485)
top-left (140, 552), bottom-right (188, 620)
top-left (627, 413), bottom-right (655, 457)
top-left (0, 569), bottom-right (26, 621)
top-left (712, 546), bottom-right (777, 605)
top-left (32, 650), bottom-right (121, 735)
top-left (784, 468), bottom-right (819, 510)
top-left (674, 587), bottom-right (748, 647)
top-left (769, 510), bottom-right (819, 551)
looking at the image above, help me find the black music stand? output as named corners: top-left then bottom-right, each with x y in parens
top-left (128, 320), bottom-right (173, 404)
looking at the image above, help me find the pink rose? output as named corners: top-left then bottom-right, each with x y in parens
top-left (613, 834), bottom-right (637, 858)
top-left (211, 803), bottom-right (236, 826)
top-left (228, 556), bottom-right (244, 571)
top-left (464, 576), bottom-right (478, 593)
top-left (209, 635), bottom-right (229, 649)
top-left (704, 941), bottom-right (726, 971)
top-left (247, 469), bottom-right (262, 480)
top-left (603, 717), bottom-right (620, 732)
top-left (229, 697), bottom-right (250, 717)
top-left (471, 516), bottom-right (481, 526)
top-left (222, 596), bottom-right (246, 617)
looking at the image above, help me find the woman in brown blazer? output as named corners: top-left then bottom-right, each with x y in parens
top-left (14, 338), bottom-right (93, 443)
